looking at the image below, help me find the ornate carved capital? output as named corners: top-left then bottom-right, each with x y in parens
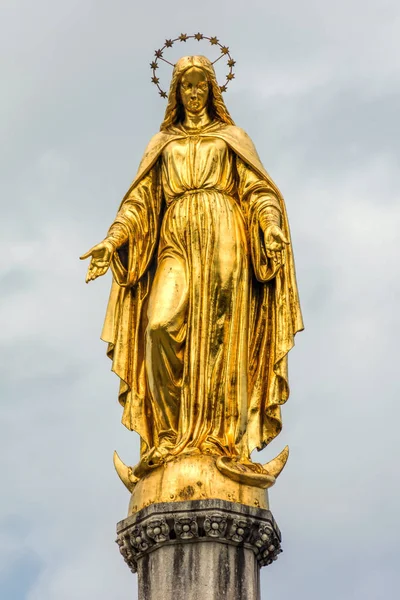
top-left (116, 499), bottom-right (282, 573)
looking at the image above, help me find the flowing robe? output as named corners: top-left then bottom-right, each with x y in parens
top-left (102, 122), bottom-right (303, 457)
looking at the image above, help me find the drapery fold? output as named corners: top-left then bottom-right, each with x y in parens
top-left (101, 123), bottom-right (303, 455)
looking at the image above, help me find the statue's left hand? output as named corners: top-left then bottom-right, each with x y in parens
top-left (263, 224), bottom-right (289, 269)
top-left (80, 240), bottom-right (115, 283)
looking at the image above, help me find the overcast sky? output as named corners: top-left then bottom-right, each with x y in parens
top-left (1, 1), bottom-right (400, 599)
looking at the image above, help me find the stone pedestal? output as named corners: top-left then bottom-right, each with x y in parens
top-left (116, 499), bottom-right (282, 600)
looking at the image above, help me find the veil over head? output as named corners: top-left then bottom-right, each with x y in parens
top-left (160, 55), bottom-right (235, 131)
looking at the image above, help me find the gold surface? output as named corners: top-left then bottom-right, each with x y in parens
top-left (127, 454), bottom-right (269, 515)
top-left (81, 56), bottom-right (303, 501)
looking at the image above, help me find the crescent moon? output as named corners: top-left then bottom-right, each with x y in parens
top-left (113, 451), bottom-right (139, 493)
top-left (262, 445), bottom-right (289, 479)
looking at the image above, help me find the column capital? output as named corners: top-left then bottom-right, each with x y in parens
top-left (116, 499), bottom-right (282, 574)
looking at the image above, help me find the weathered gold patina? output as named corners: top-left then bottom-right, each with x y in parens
top-left (81, 55), bottom-right (303, 509)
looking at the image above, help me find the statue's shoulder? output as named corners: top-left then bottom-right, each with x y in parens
top-left (216, 125), bottom-right (258, 153)
top-left (135, 131), bottom-right (176, 180)
top-left (219, 124), bottom-right (253, 140)
top-left (141, 131), bottom-right (172, 161)
top-left (215, 125), bottom-right (279, 189)
top-left (216, 125), bottom-right (263, 165)
top-left (222, 125), bottom-right (249, 135)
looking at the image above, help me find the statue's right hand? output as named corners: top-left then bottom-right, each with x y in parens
top-left (80, 239), bottom-right (115, 283)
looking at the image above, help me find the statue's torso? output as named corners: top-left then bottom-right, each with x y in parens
top-left (161, 134), bottom-right (236, 204)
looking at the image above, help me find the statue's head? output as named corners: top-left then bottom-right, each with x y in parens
top-left (160, 55), bottom-right (235, 130)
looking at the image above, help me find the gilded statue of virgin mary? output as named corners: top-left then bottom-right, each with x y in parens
top-left (81, 54), bottom-right (303, 502)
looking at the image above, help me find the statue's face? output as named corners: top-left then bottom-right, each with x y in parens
top-left (179, 67), bottom-right (209, 113)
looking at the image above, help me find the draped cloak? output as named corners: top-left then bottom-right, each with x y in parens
top-left (101, 123), bottom-right (303, 455)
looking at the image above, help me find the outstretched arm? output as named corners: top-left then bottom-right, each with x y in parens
top-left (80, 239), bottom-right (115, 283)
top-left (259, 207), bottom-right (289, 271)
top-left (81, 164), bottom-right (162, 286)
top-left (236, 156), bottom-right (289, 279)
top-left (80, 220), bottom-right (130, 283)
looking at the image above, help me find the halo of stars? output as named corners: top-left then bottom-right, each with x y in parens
top-left (150, 33), bottom-right (236, 99)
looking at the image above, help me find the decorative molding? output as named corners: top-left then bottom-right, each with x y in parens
top-left (116, 499), bottom-right (282, 574)
top-left (204, 514), bottom-right (228, 539)
top-left (174, 516), bottom-right (199, 540)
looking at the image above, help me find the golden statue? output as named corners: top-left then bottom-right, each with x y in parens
top-left (81, 45), bottom-right (303, 513)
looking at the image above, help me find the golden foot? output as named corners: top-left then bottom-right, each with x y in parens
top-left (199, 442), bottom-right (223, 457)
top-left (132, 445), bottom-right (173, 478)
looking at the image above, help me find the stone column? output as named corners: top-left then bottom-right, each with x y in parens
top-left (116, 499), bottom-right (282, 600)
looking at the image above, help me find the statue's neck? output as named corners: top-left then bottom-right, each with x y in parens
top-left (183, 108), bottom-right (211, 131)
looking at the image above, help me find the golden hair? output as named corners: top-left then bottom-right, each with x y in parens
top-left (160, 55), bottom-right (235, 131)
